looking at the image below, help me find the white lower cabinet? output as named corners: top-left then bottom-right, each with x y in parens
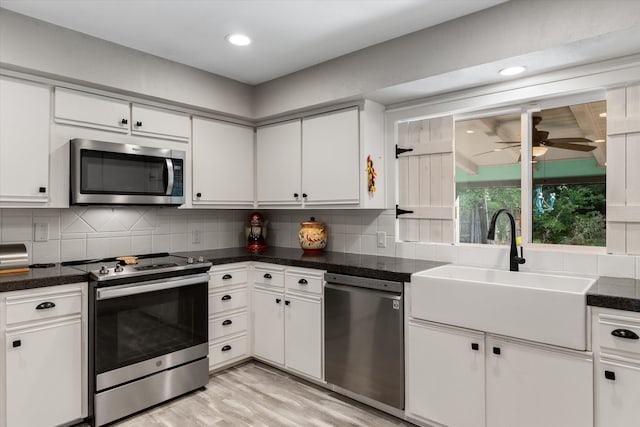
top-left (407, 320), bottom-right (593, 427)
top-left (593, 307), bottom-right (640, 427)
top-left (252, 266), bottom-right (324, 381)
top-left (407, 321), bottom-right (485, 427)
top-left (485, 336), bottom-right (593, 427)
top-left (1, 283), bottom-right (87, 427)
top-left (208, 263), bottom-right (251, 371)
top-left (6, 319), bottom-right (82, 427)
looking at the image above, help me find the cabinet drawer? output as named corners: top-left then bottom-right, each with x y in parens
top-left (285, 269), bottom-right (323, 294)
top-left (210, 268), bottom-right (248, 288)
top-left (209, 335), bottom-right (248, 370)
top-left (597, 315), bottom-right (640, 356)
top-left (254, 266), bottom-right (284, 288)
top-left (6, 289), bottom-right (82, 326)
top-left (209, 288), bottom-right (247, 314)
top-left (209, 312), bottom-right (248, 341)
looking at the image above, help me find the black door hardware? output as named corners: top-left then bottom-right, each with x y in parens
top-left (611, 329), bottom-right (639, 340)
top-left (222, 274), bottom-right (232, 280)
top-left (222, 320), bottom-right (232, 326)
top-left (285, 300), bottom-right (291, 306)
top-left (39, 187), bottom-right (46, 193)
top-left (298, 279), bottom-right (308, 285)
top-left (196, 192), bottom-right (202, 198)
top-left (221, 295), bottom-right (231, 301)
top-left (12, 340), bottom-right (21, 348)
top-left (36, 301), bottom-right (56, 310)
top-left (604, 370), bottom-right (616, 381)
top-left (395, 144), bottom-right (414, 158)
top-left (471, 343), bottom-right (479, 351)
top-left (493, 347), bottom-right (501, 355)
top-left (121, 118), bottom-right (128, 125)
top-left (221, 345), bottom-right (232, 352)
top-left (276, 298), bottom-right (281, 304)
top-left (135, 121), bottom-right (143, 127)
top-left (395, 204), bottom-right (414, 218)
top-left (264, 273), bottom-right (272, 279)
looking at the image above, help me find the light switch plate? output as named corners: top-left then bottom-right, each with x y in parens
top-left (377, 231), bottom-right (386, 248)
top-left (34, 223), bottom-right (49, 242)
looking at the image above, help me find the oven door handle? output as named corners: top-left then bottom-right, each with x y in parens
top-left (96, 274), bottom-right (208, 300)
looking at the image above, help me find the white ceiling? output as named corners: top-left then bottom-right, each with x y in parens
top-left (0, 0), bottom-right (508, 85)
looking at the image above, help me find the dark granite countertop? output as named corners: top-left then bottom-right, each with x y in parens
top-left (2, 248), bottom-right (639, 314)
top-left (587, 276), bottom-right (640, 313)
top-left (0, 265), bottom-right (89, 293)
top-left (174, 247), bottom-right (444, 282)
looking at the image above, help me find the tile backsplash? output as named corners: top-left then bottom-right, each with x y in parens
top-left (1, 207), bottom-right (638, 279)
top-left (0, 207), bottom-right (247, 264)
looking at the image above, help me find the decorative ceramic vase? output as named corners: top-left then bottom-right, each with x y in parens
top-left (246, 212), bottom-right (267, 252)
top-left (298, 217), bottom-right (327, 254)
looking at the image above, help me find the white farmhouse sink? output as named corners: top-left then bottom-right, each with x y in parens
top-left (411, 265), bottom-right (596, 350)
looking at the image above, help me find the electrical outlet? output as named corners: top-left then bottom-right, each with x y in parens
top-left (192, 230), bottom-right (201, 244)
top-left (377, 231), bottom-right (386, 248)
top-left (34, 223), bottom-right (49, 242)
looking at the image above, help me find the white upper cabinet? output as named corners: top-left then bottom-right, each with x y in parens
top-left (0, 76), bottom-right (50, 203)
top-left (302, 107), bottom-right (360, 205)
top-left (256, 101), bottom-right (386, 209)
top-left (256, 120), bottom-right (302, 205)
top-left (131, 103), bottom-right (190, 142)
top-left (192, 117), bottom-right (254, 206)
top-left (54, 87), bottom-right (130, 133)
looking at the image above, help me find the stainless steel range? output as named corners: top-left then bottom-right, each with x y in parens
top-left (79, 254), bottom-right (211, 426)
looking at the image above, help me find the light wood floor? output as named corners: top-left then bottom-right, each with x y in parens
top-left (112, 361), bottom-right (414, 427)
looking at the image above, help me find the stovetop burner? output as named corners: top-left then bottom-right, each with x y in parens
top-left (65, 253), bottom-right (211, 282)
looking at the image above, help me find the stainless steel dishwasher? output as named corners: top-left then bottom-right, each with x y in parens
top-left (324, 273), bottom-right (404, 410)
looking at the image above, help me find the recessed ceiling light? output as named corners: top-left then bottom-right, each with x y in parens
top-left (499, 66), bottom-right (526, 76)
top-left (466, 130), bottom-right (475, 134)
top-left (595, 139), bottom-right (605, 143)
top-left (599, 112), bottom-right (607, 118)
top-left (226, 33), bottom-right (251, 46)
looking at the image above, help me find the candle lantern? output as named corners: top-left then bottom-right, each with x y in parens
top-left (246, 212), bottom-right (267, 252)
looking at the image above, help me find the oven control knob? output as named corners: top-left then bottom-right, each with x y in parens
top-left (114, 264), bottom-right (124, 273)
top-left (99, 265), bottom-right (109, 275)
top-left (197, 256), bottom-right (204, 263)
top-left (186, 257), bottom-right (194, 264)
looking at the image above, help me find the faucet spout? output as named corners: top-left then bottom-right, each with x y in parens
top-left (487, 208), bottom-right (526, 271)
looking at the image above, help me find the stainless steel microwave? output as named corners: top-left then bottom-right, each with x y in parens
top-left (70, 138), bottom-right (185, 205)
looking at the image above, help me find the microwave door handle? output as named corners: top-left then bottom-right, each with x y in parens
top-left (165, 158), bottom-right (174, 195)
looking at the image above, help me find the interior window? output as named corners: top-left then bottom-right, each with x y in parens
top-left (531, 101), bottom-right (606, 246)
top-left (455, 112), bottom-right (522, 245)
top-left (454, 99), bottom-right (606, 247)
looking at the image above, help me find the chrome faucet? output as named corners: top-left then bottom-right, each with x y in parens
top-left (487, 208), bottom-right (526, 272)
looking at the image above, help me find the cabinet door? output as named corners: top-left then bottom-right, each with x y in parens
top-left (6, 319), bottom-right (82, 427)
top-left (486, 337), bottom-right (593, 427)
top-left (192, 117), bottom-right (254, 205)
top-left (596, 358), bottom-right (640, 427)
top-left (407, 321), bottom-right (485, 427)
top-left (284, 294), bottom-right (322, 379)
top-left (0, 76), bottom-right (50, 202)
top-left (54, 87), bottom-right (129, 132)
top-left (252, 288), bottom-right (285, 365)
top-left (302, 108), bottom-right (359, 205)
top-left (256, 120), bottom-right (302, 205)
top-left (131, 103), bottom-right (190, 142)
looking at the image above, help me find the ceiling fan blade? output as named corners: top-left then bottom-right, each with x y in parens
top-left (472, 144), bottom-right (520, 156)
top-left (545, 137), bottom-right (593, 143)
top-left (545, 141), bottom-right (596, 151)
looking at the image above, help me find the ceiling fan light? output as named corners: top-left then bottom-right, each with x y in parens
top-left (532, 146), bottom-right (549, 157)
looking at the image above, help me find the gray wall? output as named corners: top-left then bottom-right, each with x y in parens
top-left (0, 8), bottom-right (253, 118)
top-left (253, 0), bottom-right (640, 118)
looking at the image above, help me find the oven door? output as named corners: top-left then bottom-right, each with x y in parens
top-left (94, 274), bottom-right (208, 391)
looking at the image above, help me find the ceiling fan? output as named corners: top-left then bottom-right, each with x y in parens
top-left (490, 116), bottom-right (596, 156)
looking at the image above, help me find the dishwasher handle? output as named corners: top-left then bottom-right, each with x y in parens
top-left (324, 273), bottom-right (403, 294)
top-left (325, 282), bottom-right (402, 300)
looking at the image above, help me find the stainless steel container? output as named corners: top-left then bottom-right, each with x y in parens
top-left (0, 243), bottom-right (29, 271)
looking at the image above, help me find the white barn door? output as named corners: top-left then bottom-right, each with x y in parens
top-left (397, 115), bottom-right (456, 243)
